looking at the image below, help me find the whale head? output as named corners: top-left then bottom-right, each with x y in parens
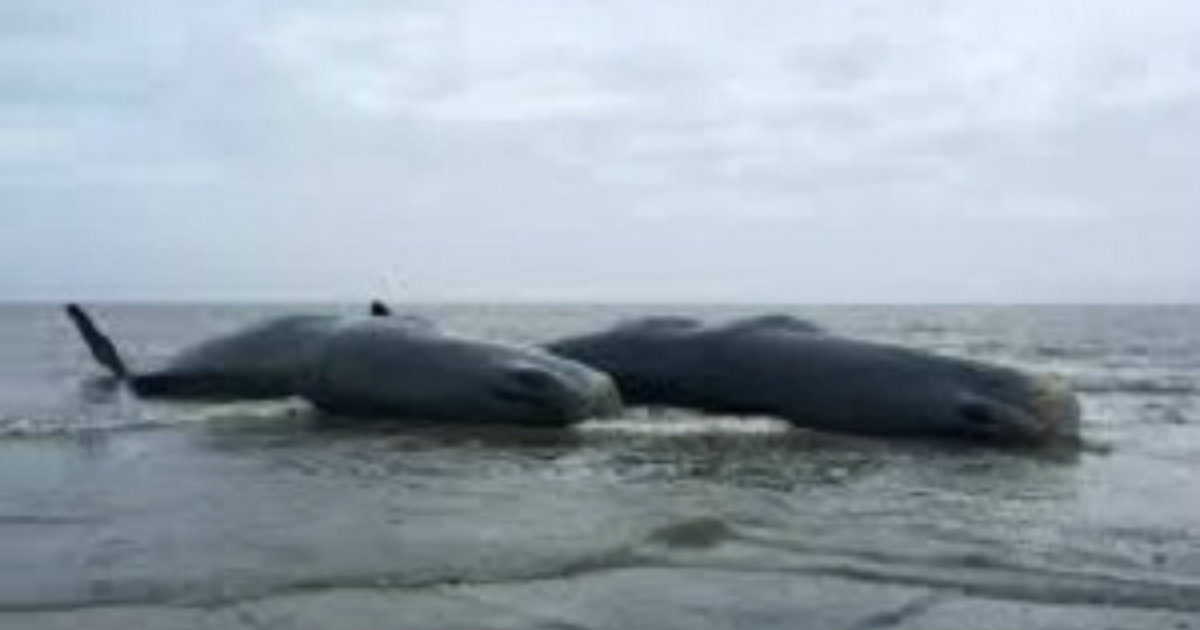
top-left (307, 321), bottom-right (622, 426)
top-left (936, 362), bottom-right (1081, 445)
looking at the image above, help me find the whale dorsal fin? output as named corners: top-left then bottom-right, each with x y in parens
top-left (369, 300), bottom-right (391, 317)
top-left (723, 314), bottom-right (823, 335)
top-left (617, 316), bottom-right (701, 333)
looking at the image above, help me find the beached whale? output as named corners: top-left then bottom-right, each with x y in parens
top-left (545, 314), bottom-right (1080, 444)
top-left (65, 304), bottom-right (621, 425)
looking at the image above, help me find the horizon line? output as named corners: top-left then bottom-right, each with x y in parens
top-left (2, 297), bottom-right (1197, 307)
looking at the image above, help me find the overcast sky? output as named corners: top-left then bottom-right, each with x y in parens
top-left (2, 0), bottom-right (1198, 302)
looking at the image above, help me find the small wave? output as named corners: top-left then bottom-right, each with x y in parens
top-left (0, 400), bottom-right (307, 440)
top-left (1074, 377), bottom-right (1197, 395)
top-left (0, 416), bottom-right (182, 439)
top-left (0, 514), bottom-right (107, 526)
top-left (642, 517), bottom-right (738, 550)
top-left (645, 533), bottom-right (1200, 613)
top-left (578, 412), bottom-right (790, 436)
top-left (0, 536), bottom-right (640, 613)
top-left (1031, 344), bottom-right (1107, 360)
top-left (900, 322), bottom-right (950, 334)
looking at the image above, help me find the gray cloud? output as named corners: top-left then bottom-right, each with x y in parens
top-left (2, 0), bottom-right (1198, 301)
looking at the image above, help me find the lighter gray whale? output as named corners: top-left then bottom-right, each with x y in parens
top-left (65, 304), bottom-right (621, 426)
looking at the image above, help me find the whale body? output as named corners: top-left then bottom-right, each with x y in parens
top-left (546, 314), bottom-right (1080, 445)
top-left (65, 305), bottom-right (621, 426)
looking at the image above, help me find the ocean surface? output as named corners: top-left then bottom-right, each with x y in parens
top-left (1, 304), bottom-right (1198, 628)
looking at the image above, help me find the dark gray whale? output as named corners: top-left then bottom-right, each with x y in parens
top-left (545, 314), bottom-right (1080, 445)
top-left (65, 304), bottom-right (621, 426)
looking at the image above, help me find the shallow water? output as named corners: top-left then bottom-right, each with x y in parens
top-left (1, 304), bottom-right (1198, 626)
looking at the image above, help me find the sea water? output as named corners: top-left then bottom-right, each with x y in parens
top-left (0, 304), bottom-right (1197, 627)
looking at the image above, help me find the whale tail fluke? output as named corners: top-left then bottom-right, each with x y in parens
top-left (369, 300), bottom-right (391, 317)
top-left (64, 304), bottom-right (130, 380)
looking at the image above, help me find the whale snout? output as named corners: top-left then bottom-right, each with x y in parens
top-left (582, 372), bottom-right (624, 419)
top-left (1026, 375), bottom-right (1082, 442)
top-left (494, 363), bottom-right (623, 425)
top-left (957, 374), bottom-right (1081, 445)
